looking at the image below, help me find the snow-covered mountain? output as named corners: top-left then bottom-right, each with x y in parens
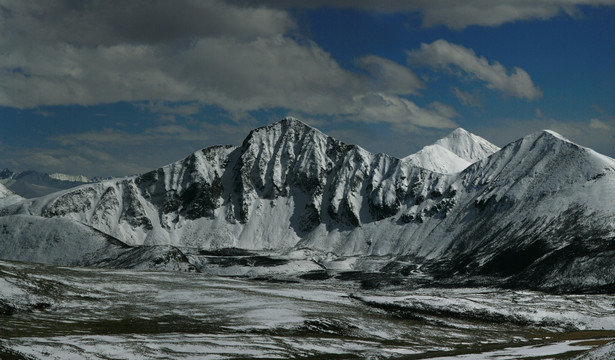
top-left (403, 128), bottom-right (500, 173)
top-left (1, 118), bottom-right (614, 292)
top-left (0, 169), bottom-right (91, 198)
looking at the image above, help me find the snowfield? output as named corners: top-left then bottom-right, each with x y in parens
top-left (0, 260), bottom-right (614, 359)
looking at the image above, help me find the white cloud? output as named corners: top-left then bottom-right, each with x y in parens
top-left (408, 39), bottom-right (543, 100)
top-left (250, 0), bottom-right (615, 29)
top-left (0, 0), bottom-right (450, 132)
top-left (0, 0), bottom-right (295, 48)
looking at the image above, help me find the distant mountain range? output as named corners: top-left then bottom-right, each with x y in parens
top-left (0, 168), bottom-right (113, 198)
top-left (1, 117), bottom-right (614, 293)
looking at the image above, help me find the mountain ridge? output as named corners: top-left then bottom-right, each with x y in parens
top-left (0, 118), bottom-right (614, 292)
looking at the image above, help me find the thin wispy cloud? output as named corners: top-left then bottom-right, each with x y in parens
top-left (407, 39), bottom-right (543, 100)
top-left (245, 0), bottom-right (615, 29)
top-left (346, 93), bottom-right (458, 132)
top-left (451, 87), bottom-right (482, 108)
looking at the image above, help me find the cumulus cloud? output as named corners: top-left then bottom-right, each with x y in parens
top-left (0, 0), bottom-right (453, 132)
top-left (408, 39), bottom-right (543, 100)
top-left (0, 0), bottom-right (294, 48)
top-left (246, 0), bottom-right (615, 29)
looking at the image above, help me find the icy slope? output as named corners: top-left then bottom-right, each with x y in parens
top-left (403, 128), bottom-right (499, 173)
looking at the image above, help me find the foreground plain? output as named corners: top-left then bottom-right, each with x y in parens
top-left (1, 259), bottom-right (614, 359)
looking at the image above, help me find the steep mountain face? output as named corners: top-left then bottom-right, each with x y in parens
top-left (403, 128), bottom-right (499, 174)
top-left (2, 119), bottom-right (454, 249)
top-left (0, 169), bottom-right (91, 198)
top-left (1, 118), bottom-right (614, 292)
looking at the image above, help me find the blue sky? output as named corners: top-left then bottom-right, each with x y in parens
top-left (1, 1), bottom-right (614, 177)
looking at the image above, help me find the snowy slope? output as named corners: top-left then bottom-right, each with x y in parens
top-left (1, 119), bottom-right (614, 291)
top-left (403, 144), bottom-right (471, 173)
top-left (0, 214), bottom-right (196, 271)
top-left (0, 214), bottom-right (127, 266)
top-left (403, 128), bottom-right (499, 173)
top-left (0, 182), bottom-right (23, 207)
top-left (423, 130), bottom-right (615, 291)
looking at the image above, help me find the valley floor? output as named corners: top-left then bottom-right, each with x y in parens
top-left (0, 259), bottom-right (614, 359)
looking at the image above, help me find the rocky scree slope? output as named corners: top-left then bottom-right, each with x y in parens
top-left (1, 118), bottom-right (614, 291)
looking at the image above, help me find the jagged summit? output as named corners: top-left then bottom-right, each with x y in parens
top-left (403, 127), bottom-right (500, 174)
top-left (251, 117), bottom-right (324, 138)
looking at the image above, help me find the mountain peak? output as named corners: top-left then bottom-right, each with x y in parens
top-left (530, 129), bottom-right (571, 143)
top-left (435, 128), bottom-right (500, 163)
top-left (403, 127), bottom-right (500, 173)
top-left (449, 127), bottom-right (472, 136)
top-left (265, 116), bottom-right (313, 131)
top-left (246, 117), bottom-right (323, 142)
